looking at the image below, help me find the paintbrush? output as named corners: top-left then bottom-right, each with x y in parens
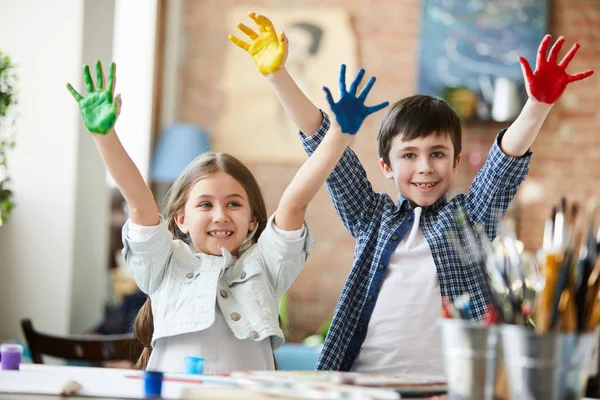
top-left (574, 202), bottom-right (598, 331)
top-left (543, 206), bottom-right (557, 252)
top-left (500, 223), bottom-right (528, 324)
top-left (587, 300), bottom-right (600, 331)
top-left (536, 252), bottom-right (564, 333)
top-left (474, 225), bottom-right (510, 323)
top-left (550, 215), bottom-right (583, 330)
top-left (454, 294), bottom-right (472, 320)
top-left (558, 287), bottom-right (578, 332)
top-left (585, 254), bottom-right (600, 330)
top-left (442, 297), bottom-right (459, 319)
top-left (571, 203), bottom-right (580, 229)
top-left (553, 198), bottom-right (566, 250)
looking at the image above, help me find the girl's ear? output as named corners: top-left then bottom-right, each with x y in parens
top-left (174, 213), bottom-right (189, 234)
top-left (249, 216), bottom-right (257, 232)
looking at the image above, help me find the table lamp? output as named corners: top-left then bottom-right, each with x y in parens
top-left (150, 123), bottom-right (211, 182)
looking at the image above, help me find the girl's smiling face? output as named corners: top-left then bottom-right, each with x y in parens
top-left (175, 171), bottom-right (256, 256)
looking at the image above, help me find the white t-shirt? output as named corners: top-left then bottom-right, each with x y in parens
top-left (351, 207), bottom-right (444, 376)
top-left (129, 220), bottom-right (304, 374)
top-left (147, 302), bottom-right (275, 374)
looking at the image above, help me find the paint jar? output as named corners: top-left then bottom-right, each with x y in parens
top-left (0, 344), bottom-right (23, 370)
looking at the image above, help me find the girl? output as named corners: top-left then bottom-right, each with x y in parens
top-left (65, 52), bottom-right (386, 373)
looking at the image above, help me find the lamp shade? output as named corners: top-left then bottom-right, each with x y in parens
top-left (150, 123), bottom-right (211, 182)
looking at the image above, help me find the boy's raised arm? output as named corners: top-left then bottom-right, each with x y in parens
top-left (501, 34), bottom-right (594, 157)
top-left (465, 35), bottom-right (593, 235)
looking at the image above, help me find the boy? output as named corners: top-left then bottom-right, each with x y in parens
top-left (230, 14), bottom-right (593, 374)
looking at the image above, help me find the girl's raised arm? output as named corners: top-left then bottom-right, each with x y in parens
top-left (67, 61), bottom-right (159, 226)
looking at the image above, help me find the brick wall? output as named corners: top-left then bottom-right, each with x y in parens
top-left (179, 0), bottom-right (600, 341)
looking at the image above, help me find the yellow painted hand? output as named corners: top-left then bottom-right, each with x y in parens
top-left (228, 12), bottom-right (287, 75)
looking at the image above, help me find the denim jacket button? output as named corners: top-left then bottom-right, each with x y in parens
top-left (391, 235), bottom-right (398, 241)
top-left (407, 216), bottom-right (413, 221)
top-left (240, 271), bottom-right (247, 279)
top-left (185, 272), bottom-right (194, 279)
top-left (249, 331), bottom-right (259, 339)
top-left (220, 289), bottom-right (228, 298)
top-left (231, 312), bottom-right (241, 321)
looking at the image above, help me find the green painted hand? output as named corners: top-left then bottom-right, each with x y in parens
top-left (66, 61), bottom-right (120, 135)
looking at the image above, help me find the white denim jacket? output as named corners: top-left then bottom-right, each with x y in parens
top-left (122, 214), bottom-right (313, 350)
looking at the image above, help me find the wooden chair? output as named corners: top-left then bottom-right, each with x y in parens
top-left (20, 318), bottom-right (143, 365)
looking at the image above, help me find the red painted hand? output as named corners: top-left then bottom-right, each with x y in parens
top-left (519, 34), bottom-right (594, 104)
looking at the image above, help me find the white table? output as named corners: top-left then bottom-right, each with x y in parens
top-left (0, 364), bottom-right (400, 399)
top-left (0, 364), bottom-right (224, 399)
top-left (2, 365), bottom-right (597, 399)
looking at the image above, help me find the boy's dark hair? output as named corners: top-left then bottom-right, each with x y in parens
top-left (377, 95), bottom-right (462, 167)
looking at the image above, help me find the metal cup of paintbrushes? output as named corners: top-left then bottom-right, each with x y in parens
top-left (501, 325), bottom-right (593, 400)
top-left (439, 319), bottom-right (500, 400)
top-left (560, 332), bottom-right (594, 400)
top-left (501, 324), bottom-right (561, 400)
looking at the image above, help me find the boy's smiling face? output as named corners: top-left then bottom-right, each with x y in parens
top-left (379, 132), bottom-right (461, 207)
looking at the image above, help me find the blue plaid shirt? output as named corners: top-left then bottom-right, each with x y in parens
top-left (300, 112), bottom-right (532, 371)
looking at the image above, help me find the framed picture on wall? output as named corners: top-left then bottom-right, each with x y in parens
top-left (417, 0), bottom-right (549, 121)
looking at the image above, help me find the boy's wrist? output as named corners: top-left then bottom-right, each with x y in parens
top-left (525, 97), bottom-right (554, 115)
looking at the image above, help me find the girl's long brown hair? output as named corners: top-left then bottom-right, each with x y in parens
top-left (133, 152), bottom-right (267, 369)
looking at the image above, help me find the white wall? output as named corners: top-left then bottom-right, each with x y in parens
top-left (0, 0), bottom-right (158, 339)
top-left (69, 0), bottom-right (116, 335)
top-left (110, 0), bottom-right (158, 184)
top-left (0, 0), bottom-right (87, 338)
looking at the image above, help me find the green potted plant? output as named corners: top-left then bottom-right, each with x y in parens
top-left (0, 50), bottom-right (17, 226)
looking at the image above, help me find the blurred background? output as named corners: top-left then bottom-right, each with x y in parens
top-left (0, 0), bottom-right (597, 348)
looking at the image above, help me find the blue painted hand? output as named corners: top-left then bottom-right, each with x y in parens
top-left (323, 64), bottom-right (389, 135)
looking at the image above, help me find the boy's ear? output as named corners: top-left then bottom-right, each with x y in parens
top-left (379, 158), bottom-right (394, 180)
top-left (174, 213), bottom-right (189, 234)
top-left (453, 153), bottom-right (462, 173)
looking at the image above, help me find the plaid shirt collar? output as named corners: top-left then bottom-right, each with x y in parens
top-left (396, 193), bottom-right (448, 215)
